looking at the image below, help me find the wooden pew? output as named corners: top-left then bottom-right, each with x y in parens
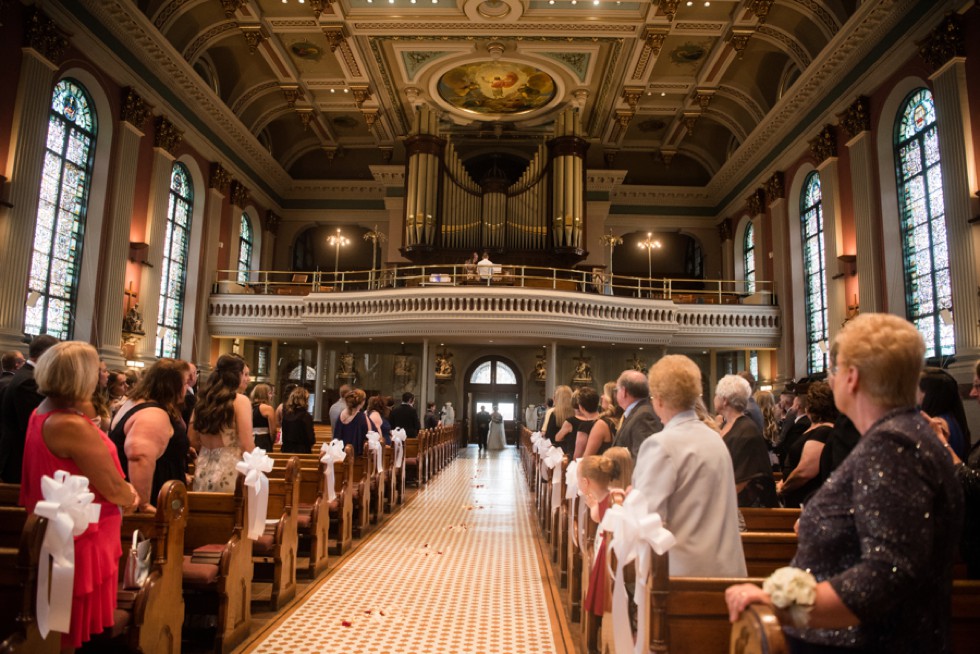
top-left (327, 446), bottom-right (355, 555)
top-left (183, 475), bottom-right (252, 654)
top-left (349, 451), bottom-right (371, 538)
top-left (253, 457), bottom-right (300, 610)
top-left (0, 506), bottom-right (58, 654)
top-left (729, 603), bottom-right (788, 653)
top-left (267, 452), bottom-right (330, 577)
top-left (108, 480), bottom-right (188, 654)
top-left (741, 532), bottom-right (797, 577)
top-left (403, 437), bottom-right (421, 488)
top-left (740, 507), bottom-right (801, 533)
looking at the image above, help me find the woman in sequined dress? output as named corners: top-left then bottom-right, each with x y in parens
top-left (726, 313), bottom-right (963, 653)
top-left (189, 354), bottom-right (254, 492)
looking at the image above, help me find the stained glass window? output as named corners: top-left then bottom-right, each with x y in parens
top-left (25, 79), bottom-right (97, 339)
top-left (743, 221), bottom-right (756, 294)
top-left (468, 360), bottom-right (517, 384)
top-left (800, 172), bottom-right (828, 374)
top-left (895, 88), bottom-right (952, 359)
top-left (156, 163), bottom-right (193, 358)
top-left (237, 213), bottom-right (253, 284)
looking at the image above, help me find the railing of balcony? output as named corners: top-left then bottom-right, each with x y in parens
top-left (216, 264), bottom-right (774, 306)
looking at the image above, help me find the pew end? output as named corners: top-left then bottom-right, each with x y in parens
top-left (0, 510), bottom-right (59, 654)
top-left (729, 604), bottom-right (787, 654)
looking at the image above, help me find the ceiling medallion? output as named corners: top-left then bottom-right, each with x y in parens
top-left (436, 62), bottom-right (556, 116)
top-left (463, 0), bottom-right (523, 22)
top-left (477, 0), bottom-right (511, 19)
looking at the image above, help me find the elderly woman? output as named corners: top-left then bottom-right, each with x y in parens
top-left (777, 381), bottom-right (838, 508)
top-left (633, 355), bottom-right (746, 577)
top-left (715, 374), bottom-right (777, 507)
top-left (20, 342), bottom-right (139, 648)
top-left (109, 358), bottom-right (190, 511)
top-left (189, 354), bottom-right (254, 492)
top-left (727, 313), bottom-right (963, 651)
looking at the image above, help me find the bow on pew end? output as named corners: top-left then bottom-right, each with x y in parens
top-left (237, 448), bottom-right (274, 540)
top-left (320, 440), bottom-right (346, 502)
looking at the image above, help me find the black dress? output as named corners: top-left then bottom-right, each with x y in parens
top-left (281, 409), bottom-right (315, 454)
top-left (109, 401), bottom-right (189, 505)
top-left (252, 404), bottom-right (273, 451)
top-left (781, 424), bottom-right (833, 508)
top-left (723, 415), bottom-right (777, 507)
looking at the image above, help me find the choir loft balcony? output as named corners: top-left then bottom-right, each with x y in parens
top-left (208, 266), bottom-right (779, 350)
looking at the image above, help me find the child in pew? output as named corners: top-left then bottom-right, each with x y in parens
top-left (578, 452), bottom-right (628, 654)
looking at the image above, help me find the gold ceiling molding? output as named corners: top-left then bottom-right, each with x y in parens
top-left (746, 0), bottom-right (775, 24)
top-left (220, 0), bottom-right (246, 20)
top-left (209, 162), bottom-right (231, 193)
top-left (24, 7), bottom-right (68, 64)
top-left (264, 210), bottom-right (281, 236)
top-left (240, 25), bottom-right (268, 54)
top-left (746, 188), bottom-right (765, 217)
top-left (808, 124), bottom-right (838, 164)
top-left (230, 180), bottom-right (251, 208)
top-left (765, 172), bottom-right (785, 204)
top-left (153, 116), bottom-right (183, 155)
top-left (918, 13), bottom-right (964, 72)
top-left (281, 84), bottom-right (303, 108)
top-left (120, 87), bottom-right (151, 129)
top-left (658, 0), bottom-right (680, 23)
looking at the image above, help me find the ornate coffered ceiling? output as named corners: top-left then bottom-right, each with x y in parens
top-left (119, 0), bottom-right (907, 194)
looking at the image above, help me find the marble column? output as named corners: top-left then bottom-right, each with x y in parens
top-left (191, 164), bottom-right (229, 366)
top-left (767, 170), bottom-right (793, 384)
top-left (816, 156), bottom-right (846, 346)
top-left (843, 129), bottom-right (883, 314)
top-left (97, 89), bottom-right (149, 368)
top-left (136, 117), bottom-right (181, 362)
top-left (930, 58), bottom-right (980, 363)
top-left (313, 339), bottom-right (326, 422)
top-left (420, 339), bottom-right (430, 411)
top-left (0, 23), bottom-right (66, 350)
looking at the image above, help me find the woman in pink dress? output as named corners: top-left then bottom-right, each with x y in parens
top-left (19, 341), bottom-right (140, 649)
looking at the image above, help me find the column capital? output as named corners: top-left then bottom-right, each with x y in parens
top-left (809, 124), bottom-right (838, 164)
top-left (918, 13), bottom-right (964, 74)
top-left (746, 188), bottom-right (765, 217)
top-left (24, 8), bottom-right (68, 67)
top-left (264, 210), bottom-right (281, 235)
top-left (209, 162), bottom-right (231, 194)
top-left (120, 87), bottom-right (151, 131)
top-left (153, 116), bottom-right (183, 156)
top-left (765, 171), bottom-right (785, 205)
top-left (838, 96), bottom-right (871, 142)
top-left (717, 218), bottom-right (734, 242)
top-left (230, 180), bottom-right (250, 209)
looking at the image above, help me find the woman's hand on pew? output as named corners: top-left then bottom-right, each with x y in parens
top-left (120, 482), bottom-right (141, 514)
top-left (725, 583), bottom-right (770, 622)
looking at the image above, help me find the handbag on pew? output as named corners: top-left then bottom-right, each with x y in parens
top-left (123, 529), bottom-right (152, 589)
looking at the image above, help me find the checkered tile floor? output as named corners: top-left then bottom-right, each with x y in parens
top-left (247, 446), bottom-right (563, 654)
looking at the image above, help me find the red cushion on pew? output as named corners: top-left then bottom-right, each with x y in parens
top-left (252, 534), bottom-right (276, 556)
top-left (297, 513), bottom-right (311, 529)
top-left (182, 555), bottom-right (220, 587)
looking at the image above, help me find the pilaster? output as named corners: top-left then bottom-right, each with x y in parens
top-left (97, 89), bottom-right (149, 367)
top-left (768, 192), bottom-right (793, 385)
top-left (0, 22), bottom-right (64, 349)
top-left (191, 163), bottom-right (229, 365)
top-left (816, 157), bottom-right (846, 345)
top-left (930, 57), bottom-right (980, 362)
top-left (843, 127), bottom-right (883, 315)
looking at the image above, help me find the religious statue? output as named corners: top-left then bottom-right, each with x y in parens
top-left (435, 351), bottom-right (455, 379)
top-left (394, 354), bottom-right (411, 378)
top-left (337, 350), bottom-right (355, 379)
top-left (534, 356), bottom-right (547, 382)
top-left (627, 353), bottom-right (647, 374)
top-left (122, 303), bottom-right (144, 334)
top-left (572, 357), bottom-right (592, 383)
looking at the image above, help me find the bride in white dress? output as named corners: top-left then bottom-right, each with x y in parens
top-left (487, 405), bottom-right (507, 450)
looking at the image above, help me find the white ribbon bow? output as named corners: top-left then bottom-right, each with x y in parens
top-left (390, 428), bottom-right (407, 468)
top-left (543, 445), bottom-right (564, 470)
top-left (320, 440), bottom-right (346, 502)
top-left (33, 470), bottom-right (101, 637)
top-left (530, 431), bottom-right (542, 446)
top-left (598, 490), bottom-right (676, 654)
top-left (533, 437), bottom-right (552, 456)
top-left (565, 459), bottom-right (580, 500)
top-left (544, 446), bottom-right (565, 513)
top-left (236, 448), bottom-right (273, 540)
top-left (365, 431), bottom-right (384, 472)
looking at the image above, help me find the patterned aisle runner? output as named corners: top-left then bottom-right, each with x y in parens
top-left (248, 447), bottom-right (561, 654)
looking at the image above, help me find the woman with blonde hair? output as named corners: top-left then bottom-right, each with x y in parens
top-left (542, 384), bottom-right (574, 444)
top-left (634, 354), bottom-right (747, 577)
top-left (189, 353), bottom-right (254, 492)
top-left (334, 388), bottom-right (371, 455)
top-left (249, 383), bottom-right (278, 451)
top-left (280, 387), bottom-right (315, 454)
top-left (20, 342), bottom-right (139, 649)
top-left (753, 389), bottom-right (779, 448)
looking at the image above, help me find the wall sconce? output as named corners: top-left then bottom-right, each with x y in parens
top-left (843, 294), bottom-right (859, 327)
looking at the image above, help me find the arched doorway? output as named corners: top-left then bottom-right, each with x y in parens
top-left (464, 355), bottom-right (521, 446)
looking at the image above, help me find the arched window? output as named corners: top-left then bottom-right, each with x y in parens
top-left (800, 172), bottom-right (828, 374)
top-left (743, 221), bottom-right (755, 294)
top-left (25, 79), bottom-right (98, 339)
top-left (156, 163), bottom-right (193, 358)
top-left (469, 360), bottom-right (517, 385)
top-left (237, 213), bottom-right (253, 284)
top-left (895, 88), bottom-right (952, 358)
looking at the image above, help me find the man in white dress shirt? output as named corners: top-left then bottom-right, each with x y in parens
top-left (632, 355), bottom-right (747, 577)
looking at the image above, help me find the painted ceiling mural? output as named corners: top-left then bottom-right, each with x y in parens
top-left (437, 62), bottom-right (556, 116)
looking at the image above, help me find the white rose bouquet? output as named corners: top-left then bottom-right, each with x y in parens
top-left (763, 566), bottom-right (817, 628)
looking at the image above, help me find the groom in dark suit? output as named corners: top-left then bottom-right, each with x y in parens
top-left (612, 369), bottom-right (663, 460)
top-left (0, 334), bottom-right (59, 482)
top-left (475, 405), bottom-right (491, 450)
